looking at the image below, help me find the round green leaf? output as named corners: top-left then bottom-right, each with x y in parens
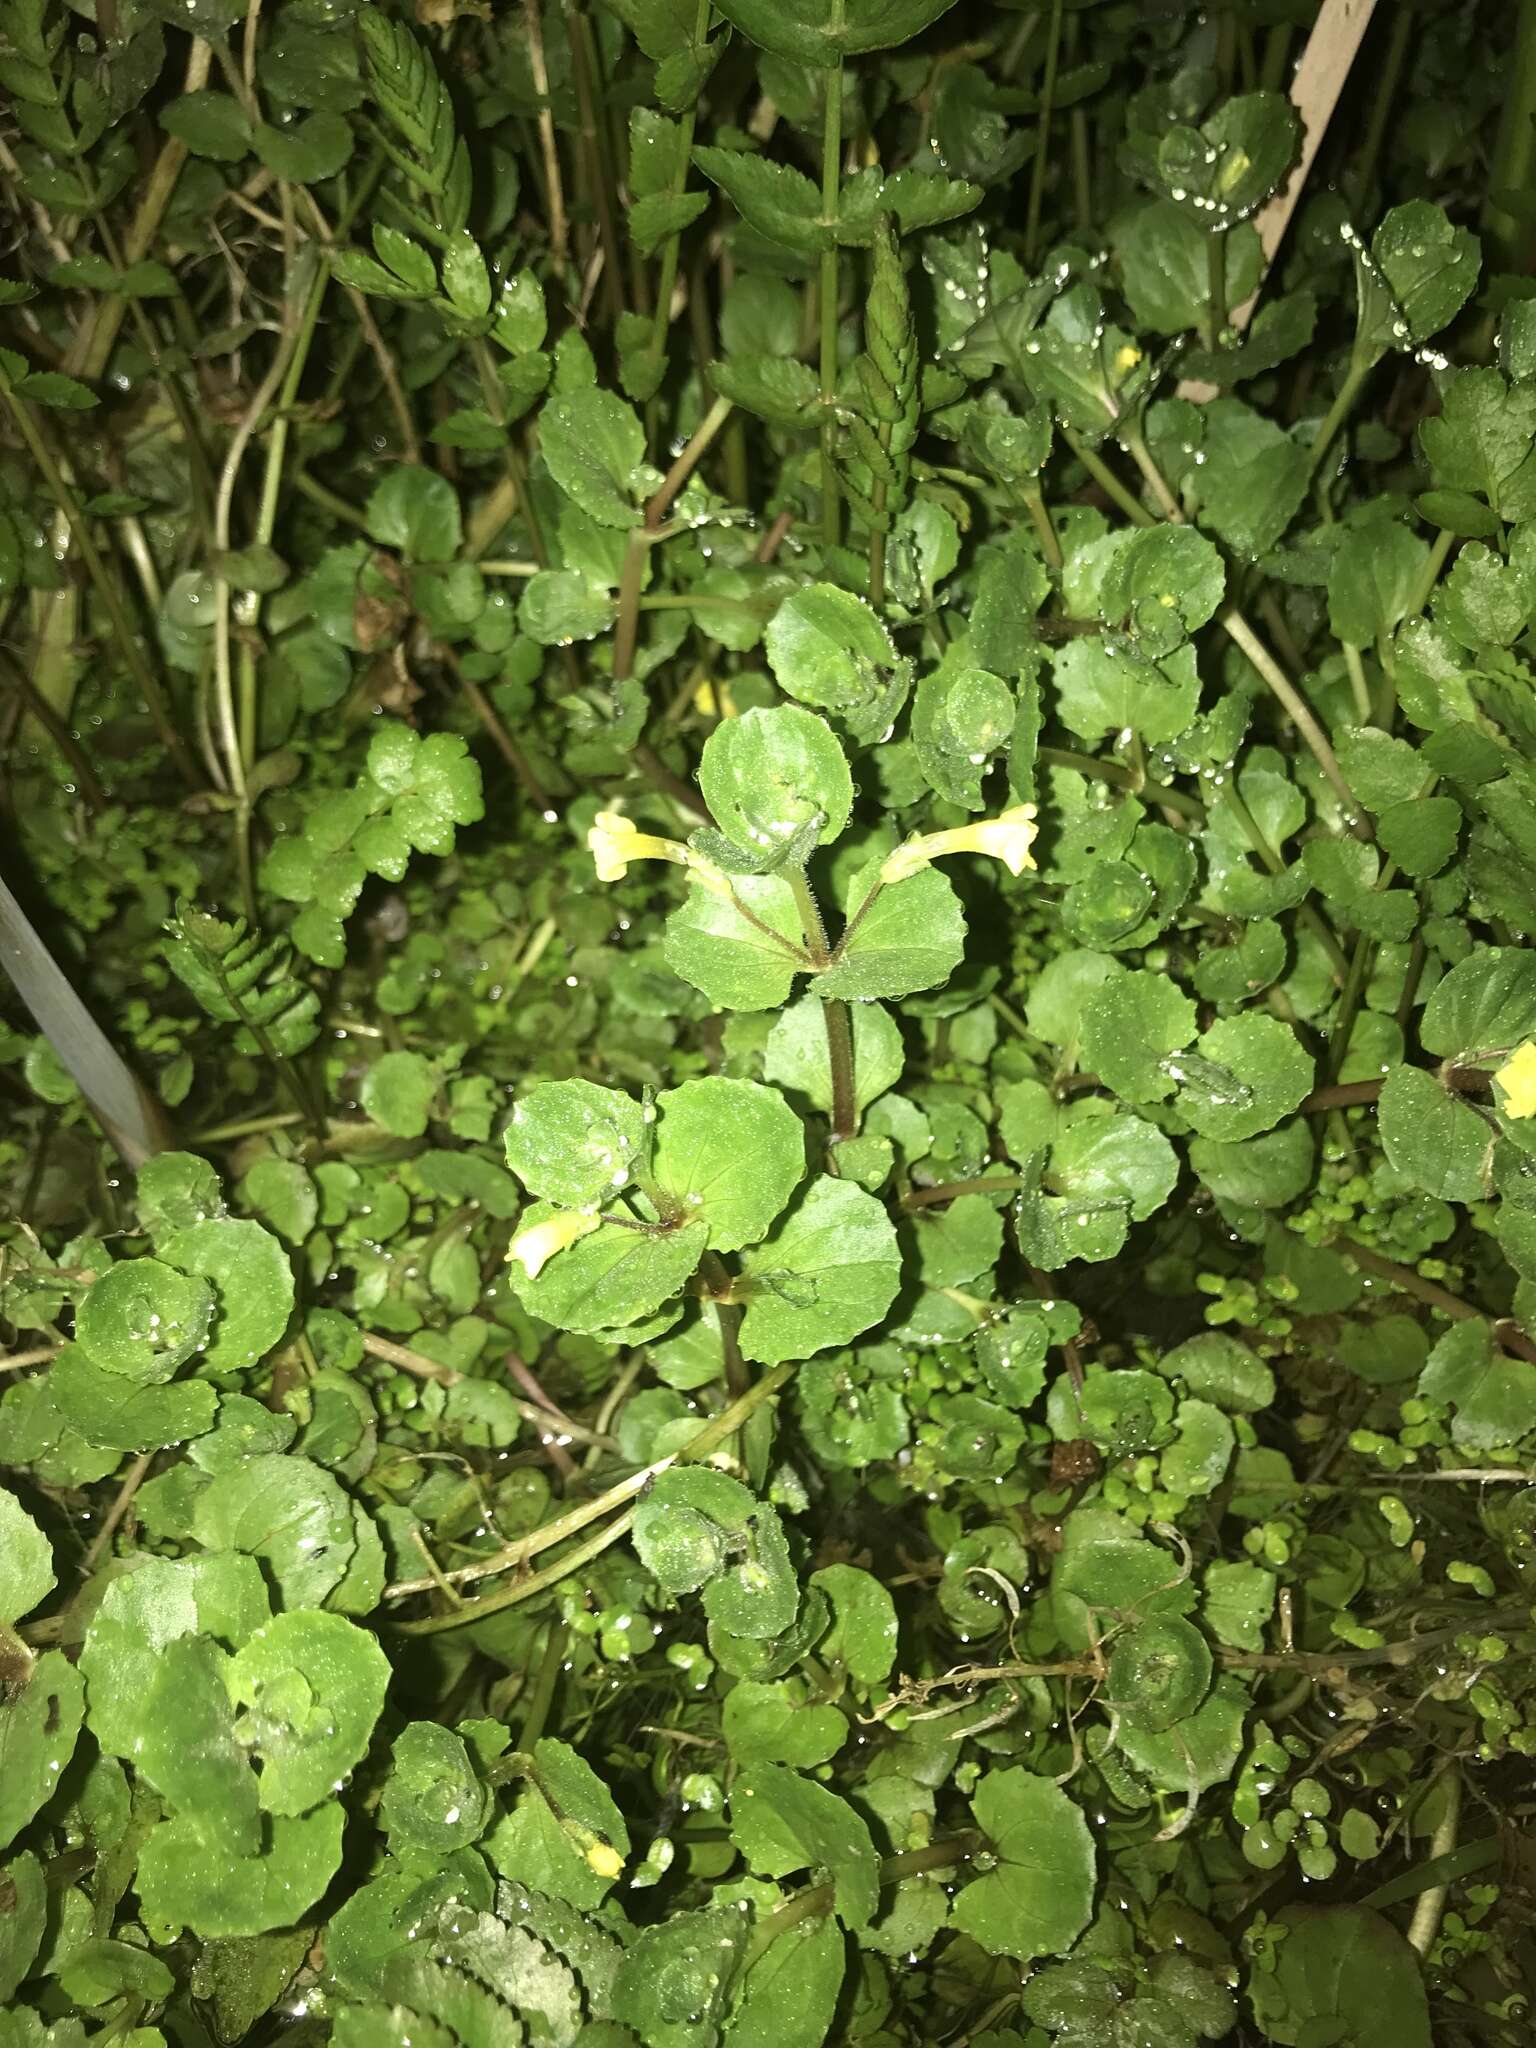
top-left (0, 1486), bottom-right (54, 1627)
top-left (380, 1723), bottom-right (490, 1859)
top-left (1107, 1617), bottom-right (1213, 1732)
top-left (1176, 1015), bottom-right (1313, 1141)
top-left (75, 1258), bottom-right (215, 1384)
top-left (510, 1203), bottom-right (707, 1333)
top-left (699, 706), bottom-right (853, 856)
top-left (230, 1611), bottom-right (392, 1816)
top-left (1379, 1063), bottom-right (1492, 1203)
top-left (765, 996), bottom-right (904, 1119)
top-left (360, 1050), bottom-right (438, 1138)
top-left (739, 1176), bottom-right (902, 1365)
top-left (158, 1218), bottom-right (295, 1374)
top-left (505, 1079), bottom-right (649, 1210)
top-left (136, 1804), bottom-right (344, 1939)
top-left (952, 1768), bottom-right (1095, 1961)
top-left (652, 1076), bottom-right (806, 1251)
top-left (1421, 945), bottom-right (1536, 1060)
top-left (0, 1651), bottom-right (84, 1854)
top-left (1079, 971), bottom-right (1196, 1104)
top-left (1247, 1905), bottom-right (1431, 2048)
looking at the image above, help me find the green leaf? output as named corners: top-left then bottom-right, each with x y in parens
top-left (709, 0), bottom-right (960, 67)
top-left (0, 1848), bottom-right (45, 2004)
top-left (520, 568), bottom-right (616, 643)
top-left (136, 1804), bottom-right (344, 1938)
top-left (911, 656), bottom-right (1015, 809)
top-left (612, 1908), bottom-right (747, 2048)
top-left (1079, 970), bottom-right (1196, 1105)
top-left (360, 1050), bottom-right (438, 1137)
top-left (764, 585), bottom-right (909, 743)
top-left (1100, 526), bottom-right (1225, 657)
top-left (239, 1159), bottom-right (319, 1246)
top-left (1175, 1016), bottom-right (1313, 1141)
top-left (159, 90), bottom-right (254, 160)
top-left (693, 147), bottom-right (825, 254)
top-left (1115, 200), bottom-right (1263, 335)
top-left (730, 1764), bottom-right (878, 1927)
top-left (723, 1911), bottom-right (844, 2048)
top-left (193, 1453), bottom-right (358, 1609)
top-left (738, 1176), bottom-right (902, 1365)
top-left (50, 1348), bottom-right (217, 1451)
top-left (136, 1633), bottom-right (259, 1843)
top-left (1247, 1905), bottom-right (1431, 2048)
top-left (1356, 200), bottom-right (1481, 358)
top-left (699, 706), bottom-right (853, 858)
top-left (365, 466), bottom-right (462, 563)
top-left (1419, 1318), bottom-right (1536, 1450)
top-left (1154, 92), bottom-right (1298, 227)
top-left (510, 1204), bottom-right (707, 1333)
top-left (1116, 1672), bottom-right (1248, 1793)
top-left (81, 1553), bottom-right (270, 1757)
top-left (0, 1651), bottom-right (82, 1852)
top-left (1202, 1560), bottom-right (1277, 1652)
top-left (1052, 635), bottom-right (1201, 746)
top-left (950, 1769), bottom-right (1095, 1961)
top-left (58, 1939), bottom-right (175, 2008)
top-left (539, 389), bottom-right (652, 528)
top-left (0, 1487), bottom-right (53, 1626)
top-left (487, 1737), bottom-right (629, 1912)
top-left (816, 863), bottom-right (966, 1002)
top-left (1419, 368), bottom-right (1536, 525)
top-left (722, 1680), bottom-right (846, 1767)
top-left (1107, 1617), bottom-right (1212, 1732)
top-left (506, 1079), bottom-right (649, 1209)
top-left (652, 1076), bottom-right (806, 1251)
top-left (665, 874), bottom-right (806, 1012)
top-left (159, 1218), bottom-right (295, 1374)
top-left (810, 1562), bottom-right (899, 1684)
top-left (764, 995), bottom-right (903, 1117)
top-left (1420, 946), bottom-right (1536, 1059)
top-left (138, 1152), bottom-right (227, 1237)
top-left (1379, 1064), bottom-right (1492, 1203)
top-left (380, 1723), bottom-right (490, 1860)
top-left (253, 110), bottom-right (354, 183)
top-left (230, 1611), bottom-right (391, 1816)
top-left (75, 1258), bottom-right (214, 1383)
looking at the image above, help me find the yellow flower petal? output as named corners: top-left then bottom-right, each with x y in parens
top-left (508, 1209), bottom-right (601, 1279)
top-left (1496, 1040), bottom-right (1536, 1120)
top-left (880, 804), bottom-right (1039, 886)
top-left (585, 1842), bottom-right (624, 1879)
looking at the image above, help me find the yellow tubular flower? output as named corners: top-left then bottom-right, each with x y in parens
top-left (880, 803), bottom-right (1039, 887)
top-left (587, 811), bottom-right (732, 898)
top-left (585, 1842), bottom-right (624, 1879)
top-left (1496, 1041), bottom-right (1536, 1120)
top-left (507, 1208), bottom-right (601, 1279)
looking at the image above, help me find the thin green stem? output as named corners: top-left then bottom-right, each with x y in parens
top-left (788, 869), bottom-right (857, 1139)
top-left (1024, 0), bottom-right (1064, 266)
top-left (1058, 424), bottom-right (1153, 527)
top-left (0, 390), bottom-right (200, 789)
top-left (1021, 481), bottom-right (1063, 572)
top-left (819, 48), bottom-right (844, 550)
top-left (746, 1834), bottom-right (981, 1968)
top-left (1305, 354), bottom-right (1372, 488)
top-left (391, 1361), bottom-right (798, 1629)
top-left (646, 0), bottom-right (713, 373)
top-left (517, 1621), bottom-right (569, 1750)
top-left (1204, 229), bottom-right (1227, 352)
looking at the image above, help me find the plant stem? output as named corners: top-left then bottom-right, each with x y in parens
top-left (1024, 0), bottom-right (1064, 266)
top-left (903, 1175), bottom-right (1026, 1210)
top-left (745, 1833), bottom-right (981, 1967)
top-left (0, 391), bottom-right (200, 789)
top-left (1021, 481), bottom-right (1063, 572)
top-left (646, 0), bottom-right (713, 373)
top-left (1220, 605), bottom-right (1369, 833)
top-left (1407, 1765), bottom-right (1462, 1957)
top-left (517, 1620), bottom-right (569, 1750)
top-left (1204, 229), bottom-right (1227, 351)
top-left (565, 0), bottom-right (625, 320)
top-left (819, 48), bottom-right (844, 550)
top-left (523, 0), bottom-right (568, 281)
top-left (391, 1361), bottom-right (797, 1628)
top-left (612, 394), bottom-right (735, 684)
top-left (1305, 352), bottom-right (1371, 487)
top-left (789, 870), bottom-right (857, 1140)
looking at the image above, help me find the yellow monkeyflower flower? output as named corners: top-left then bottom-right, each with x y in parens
top-left (880, 804), bottom-right (1039, 887)
top-left (508, 1208), bottom-right (601, 1279)
top-left (585, 1842), bottom-right (625, 1879)
top-left (1114, 344), bottom-right (1143, 373)
top-left (1496, 1041), bottom-right (1536, 1120)
top-left (587, 811), bottom-right (732, 898)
